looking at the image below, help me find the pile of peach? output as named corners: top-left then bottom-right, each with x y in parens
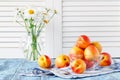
top-left (37, 35), bottom-right (112, 74)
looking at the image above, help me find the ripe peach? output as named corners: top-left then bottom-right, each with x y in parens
top-left (84, 45), bottom-right (100, 61)
top-left (37, 55), bottom-right (51, 68)
top-left (91, 41), bottom-right (102, 53)
top-left (69, 46), bottom-right (84, 60)
top-left (99, 52), bottom-right (111, 66)
top-left (55, 54), bottom-right (70, 68)
top-left (71, 59), bottom-right (86, 74)
top-left (75, 35), bottom-right (91, 49)
top-left (83, 59), bottom-right (94, 69)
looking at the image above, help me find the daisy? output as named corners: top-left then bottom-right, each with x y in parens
top-left (24, 8), bottom-right (38, 19)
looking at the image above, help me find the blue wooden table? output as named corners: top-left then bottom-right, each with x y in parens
top-left (0, 58), bottom-right (120, 80)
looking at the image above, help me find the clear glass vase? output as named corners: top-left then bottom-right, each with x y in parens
top-left (23, 34), bottom-right (43, 61)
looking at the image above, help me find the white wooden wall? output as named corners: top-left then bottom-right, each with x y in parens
top-left (0, 0), bottom-right (120, 58)
top-left (0, 0), bottom-right (47, 58)
top-left (62, 0), bottom-right (120, 57)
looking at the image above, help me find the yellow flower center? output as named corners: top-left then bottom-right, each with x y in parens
top-left (28, 9), bottom-right (34, 14)
top-left (44, 20), bottom-right (48, 24)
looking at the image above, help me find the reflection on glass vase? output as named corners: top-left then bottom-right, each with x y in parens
top-left (23, 34), bottom-right (43, 61)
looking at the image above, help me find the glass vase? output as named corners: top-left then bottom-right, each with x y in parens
top-left (23, 34), bottom-right (43, 61)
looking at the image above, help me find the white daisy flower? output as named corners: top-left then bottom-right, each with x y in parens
top-left (24, 8), bottom-right (38, 19)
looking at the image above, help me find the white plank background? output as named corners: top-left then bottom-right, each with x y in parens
top-left (62, 0), bottom-right (120, 57)
top-left (0, 1), bottom-right (46, 58)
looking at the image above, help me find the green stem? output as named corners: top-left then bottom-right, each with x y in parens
top-left (37, 23), bottom-right (45, 37)
top-left (20, 14), bottom-right (30, 35)
top-left (31, 27), bottom-right (38, 60)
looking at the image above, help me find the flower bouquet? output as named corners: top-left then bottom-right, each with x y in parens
top-left (15, 6), bottom-right (57, 61)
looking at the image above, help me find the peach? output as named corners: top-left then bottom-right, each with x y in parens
top-left (91, 41), bottom-right (102, 53)
top-left (37, 55), bottom-right (51, 68)
top-left (75, 35), bottom-right (91, 49)
top-left (69, 46), bottom-right (84, 60)
top-left (71, 59), bottom-right (86, 74)
top-left (84, 45), bottom-right (100, 61)
top-left (55, 54), bottom-right (70, 68)
top-left (83, 59), bottom-right (94, 69)
top-left (99, 52), bottom-right (111, 66)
